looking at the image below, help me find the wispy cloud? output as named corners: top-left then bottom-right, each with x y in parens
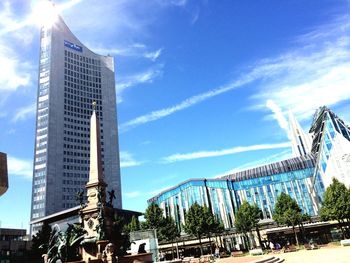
top-left (116, 66), bottom-right (163, 103)
top-left (124, 191), bottom-right (141, 198)
top-left (119, 75), bottom-right (255, 131)
top-left (121, 14), bottom-right (350, 131)
top-left (265, 99), bottom-right (289, 138)
top-left (120, 151), bottom-right (143, 168)
top-left (91, 45), bottom-right (163, 61)
top-left (148, 185), bottom-right (173, 197)
top-left (144, 48), bottom-right (163, 61)
top-left (123, 185), bottom-right (173, 199)
top-left (213, 149), bottom-right (292, 178)
top-left (12, 103), bottom-right (36, 122)
top-left (249, 16), bottom-right (350, 121)
top-left (7, 156), bottom-right (32, 179)
top-left (162, 142), bottom-right (291, 163)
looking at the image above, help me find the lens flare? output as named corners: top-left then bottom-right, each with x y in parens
top-left (31, 0), bottom-right (58, 28)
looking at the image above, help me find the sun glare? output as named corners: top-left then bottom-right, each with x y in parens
top-left (31, 0), bottom-right (59, 28)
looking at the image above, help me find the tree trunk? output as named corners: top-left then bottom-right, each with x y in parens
top-left (338, 220), bottom-right (346, 239)
top-left (292, 224), bottom-right (299, 246)
top-left (244, 233), bottom-right (250, 250)
top-left (255, 226), bottom-right (263, 249)
top-left (172, 241), bottom-right (174, 259)
top-left (208, 235), bottom-right (213, 255)
top-left (198, 235), bottom-right (203, 256)
top-left (176, 239), bottom-right (179, 259)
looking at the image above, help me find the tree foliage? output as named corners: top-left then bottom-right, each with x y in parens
top-left (320, 178), bottom-right (350, 238)
top-left (235, 201), bottom-right (261, 234)
top-left (144, 202), bottom-right (165, 230)
top-left (41, 223), bottom-right (86, 263)
top-left (159, 216), bottom-right (179, 242)
top-left (183, 203), bottom-right (217, 255)
top-left (234, 201), bottom-right (262, 249)
top-left (273, 192), bottom-right (304, 246)
top-left (128, 216), bottom-right (141, 232)
top-left (111, 214), bottom-right (132, 256)
top-left (31, 222), bottom-right (52, 258)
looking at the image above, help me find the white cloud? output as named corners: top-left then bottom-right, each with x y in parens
top-left (265, 100), bottom-right (289, 138)
top-left (144, 48), bottom-right (163, 61)
top-left (12, 103), bottom-right (36, 122)
top-left (120, 151), bottom-right (143, 168)
top-left (121, 14), bottom-right (350, 132)
top-left (7, 156), bottom-right (32, 179)
top-left (119, 76), bottom-right (254, 131)
top-left (162, 142), bottom-right (291, 163)
top-left (0, 42), bottom-right (32, 91)
top-left (123, 185), bottom-right (173, 199)
top-left (124, 191), bottom-right (141, 198)
top-left (116, 67), bottom-right (163, 103)
top-left (148, 185), bottom-right (172, 197)
top-left (91, 45), bottom-right (163, 61)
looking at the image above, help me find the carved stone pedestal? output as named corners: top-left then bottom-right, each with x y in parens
top-left (119, 253), bottom-right (153, 263)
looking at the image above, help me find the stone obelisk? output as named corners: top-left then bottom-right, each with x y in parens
top-left (81, 102), bottom-right (111, 262)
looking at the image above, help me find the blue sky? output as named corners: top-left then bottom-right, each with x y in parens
top-left (1, 0), bottom-right (350, 230)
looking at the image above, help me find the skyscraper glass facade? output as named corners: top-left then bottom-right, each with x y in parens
top-left (149, 107), bottom-right (350, 231)
top-left (31, 14), bottom-right (122, 224)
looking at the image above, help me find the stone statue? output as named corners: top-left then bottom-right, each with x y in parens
top-left (76, 189), bottom-right (85, 208)
top-left (95, 206), bottom-right (106, 240)
top-left (138, 243), bottom-right (147, 254)
top-left (96, 186), bottom-right (104, 207)
top-left (107, 189), bottom-right (116, 207)
top-left (102, 243), bottom-right (117, 263)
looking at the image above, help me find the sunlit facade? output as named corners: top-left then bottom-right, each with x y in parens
top-left (30, 14), bottom-right (122, 224)
top-left (309, 106), bottom-right (350, 203)
top-left (149, 154), bottom-right (319, 229)
top-left (149, 107), bottom-right (350, 230)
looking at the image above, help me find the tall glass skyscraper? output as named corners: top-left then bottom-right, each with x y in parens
top-left (30, 13), bottom-right (121, 222)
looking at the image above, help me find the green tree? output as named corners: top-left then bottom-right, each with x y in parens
top-left (183, 203), bottom-right (208, 255)
top-left (159, 217), bottom-right (180, 259)
top-left (128, 216), bottom-right (141, 232)
top-left (212, 218), bottom-right (225, 248)
top-left (144, 202), bottom-right (165, 230)
top-left (201, 207), bottom-right (223, 254)
top-left (273, 192), bottom-right (303, 246)
top-left (234, 201), bottom-right (262, 249)
top-left (111, 214), bottom-right (132, 256)
top-left (320, 178), bottom-right (350, 238)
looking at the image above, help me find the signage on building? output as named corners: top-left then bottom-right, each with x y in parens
top-left (64, 40), bottom-right (82, 52)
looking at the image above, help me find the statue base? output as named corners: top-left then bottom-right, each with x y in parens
top-left (119, 253), bottom-right (153, 263)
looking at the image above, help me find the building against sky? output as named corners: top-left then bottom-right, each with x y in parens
top-left (309, 106), bottom-right (350, 202)
top-left (289, 111), bottom-right (312, 157)
top-left (30, 11), bottom-right (121, 223)
top-left (0, 152), bottom-right (8, 196)
top-left (148, 154), bottom-right (318, 230)
top-left (149, 107), bottom-right (350, 230)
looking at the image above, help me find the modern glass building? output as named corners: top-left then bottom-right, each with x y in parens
top-left (30, 11), bottom-right (122, 224)
top-left (309, 106), bottom-right (350, 203)
top-left (149, 154), bottom-right (319, 230)
top-left (149, 107), bottom-right (350, 231)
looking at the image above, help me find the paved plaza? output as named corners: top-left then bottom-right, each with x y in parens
top-left (216, 246), bottom-right (350, 263)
